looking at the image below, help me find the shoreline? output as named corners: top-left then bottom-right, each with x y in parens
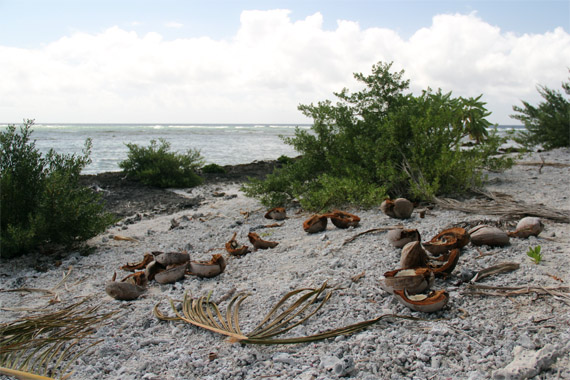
top-left (1, 148), bottom-right (569, 380)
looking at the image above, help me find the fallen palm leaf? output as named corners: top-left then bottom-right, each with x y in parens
top-left (0, 267), bottom-right (73, 307)
top-left (113, 235), bottom-right (139, 242)
top-left (464, 284), bottom-right (570, 305)
top-left (154, 282), bottom-right (424, 344)
top-left (435, 191), bottom-right (569, 223)
top-left (0, 298), bottom-right (117, 380)
top-left (471, 262), bottom-right (520, 282)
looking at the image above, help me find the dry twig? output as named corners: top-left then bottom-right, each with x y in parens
top-left (342, 226), bottom-right (403, 246)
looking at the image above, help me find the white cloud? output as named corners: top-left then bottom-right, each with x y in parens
top-left (1, 10), bottom-right (568, 123)
top-left (165, 21), bottom-right (183, 29)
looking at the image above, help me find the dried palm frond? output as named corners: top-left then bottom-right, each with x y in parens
top-left (154, 282), bottom-right (422, 344)
top-left (0, 298), bottom-right (117, 380)
top-left (435, 191), bottom-right (569, 223)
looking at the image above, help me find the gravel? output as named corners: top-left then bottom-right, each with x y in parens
top-left (1, 148), bottom-right (569, 380)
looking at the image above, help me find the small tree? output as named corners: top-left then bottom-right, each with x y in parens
top-left (1, 120), bottom-right (115, 258)
top-left (243, 62), bottom-right (511, 211)
top-left (119, 138), bottom-right (204, 188)
top-left (510, 78), bottom-right (570, 149)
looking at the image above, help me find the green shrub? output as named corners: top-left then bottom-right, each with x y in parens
top-left (243, 62), bottom-right (511, 210)
top-left (0, 120), bottom-right (115, 258)
top-left (510, 77), bottom-right (570, 149)
top-left (202, 163), bottom-right (226, 174)
top-left (277, 155), bottom-right (294, 165)
top-left (119, 138), bottom-right (204, 188)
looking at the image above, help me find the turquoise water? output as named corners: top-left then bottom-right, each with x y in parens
top-left (0, 123), bottom-right (523, 175)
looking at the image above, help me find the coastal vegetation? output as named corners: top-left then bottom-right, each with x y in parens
top-left (243, 61), bottom-right (512, 211)
top-left (119, 138), bottom-right (204, 188)
top-left (510, 77), bottom-right (570, 149)
top-left (0, 120), bottom-right (115, 258)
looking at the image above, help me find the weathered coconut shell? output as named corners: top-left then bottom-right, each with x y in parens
top-left (387, 228), bottom-right (421, 248)
top-left (247, 232), bottom-right (279, 249)
top-left (380, 198), bottom-right (414, 219)
top-left (121, 271), bottom-right (148, 287)
top-left (225, 232), bottom-right (251, 256)
top-left (154, 251), bottom-right (190, 266)
top-left (393, 289), bottom-right (449, 313)
top-left (105, 273), bottom-right (145, 300)
top-left (144, 260), bottom-right (162, 281)
top-left (468, 225), bottom-right (510, 247)
top-left (188, 254), bottom-right (227, 278)
top-left (120, 253), bottom-right (154, 271)
top-left (264, 207), bottom-right (287, 220)
top-left (508, 217), bottom-right (544, 238)
top-left (400, 241), bottom-right (429, 269)
top-left (325, 210), bottom-right (361, 229)
top-left (154, 263), bottom-right (186, 284)
top-left (105, 282), bottom-right (145, 301)
top-left (423, 227), bottom-right (469, 255)
top-left (428, 248), bottom-right (460, 277)
top-left (303, 215), bottom-right (328, 233)
top-left (380, 267), bottom-right (434, 294)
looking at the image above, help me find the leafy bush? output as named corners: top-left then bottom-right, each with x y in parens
top-left (243, 62), bottom-right (511, 211)
top-left (510, 78), bottom-right (570, 149)
top-left (277, 155), bottom-right (294, 165)
top-left (0, 120), bottom-right (115, 258)
top-left (202, 163), bottom-right (226, 174)
top-left (119, 138), bottom-right (204, 188)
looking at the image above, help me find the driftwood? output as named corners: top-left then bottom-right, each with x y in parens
top-left (435, 191), bottom-right (569, 223)
top-left (464, 284), bottom-right (570, 305)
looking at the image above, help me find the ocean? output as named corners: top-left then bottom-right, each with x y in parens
top-left (0, 123), bottom-right (308, 175)
top-left (0, 123), bottom-right (523, 175)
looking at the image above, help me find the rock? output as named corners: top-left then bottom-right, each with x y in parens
top-left (492, 344), bottom-right (563, 380)
top-left (273, 352), bottom-right (296, 365)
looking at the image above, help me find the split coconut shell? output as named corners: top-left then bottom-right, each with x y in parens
top-left (154, 251), bottom-right (191, 266)
top-left (423, 227), bottom-right (469, 255)
top-left (468, 225), bottom-right (510, 247)
top-left (380, 267), bottom-right (434, 294)
top-left (303, 215), bottom-right (328, 233)
top-left (264, 207), bottom-right (287, 220)
top-left (380, 198), bottom-right (414, 219)
top-left (428, 248), bottom-right (460, 277)
top-left (105, 272), bottom-right (146, 301)
top-left (393, 289), bottom-right (449, 313)
top-left (188, 254), bottom-right (227, 278)
top-left (400, 241), bottom-right (429, 269)
top-left (387, 228), bottom-right (421, 248)
top-left (120, 253), bottom-right (154, 271)
top-left (154, 263), bottom-right (187, 284)
top-left (247, 232), bottom-right (279, 249)
top-left (325, 210), bottom-right (361, 229)
top-left (225, 232), bottom-right (251, 256)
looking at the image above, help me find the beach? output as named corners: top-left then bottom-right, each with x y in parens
top-left (1, 148), bottom-right (569, 380)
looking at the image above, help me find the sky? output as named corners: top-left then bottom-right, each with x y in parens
top-left (1, 0), bottom-right (569, 125)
